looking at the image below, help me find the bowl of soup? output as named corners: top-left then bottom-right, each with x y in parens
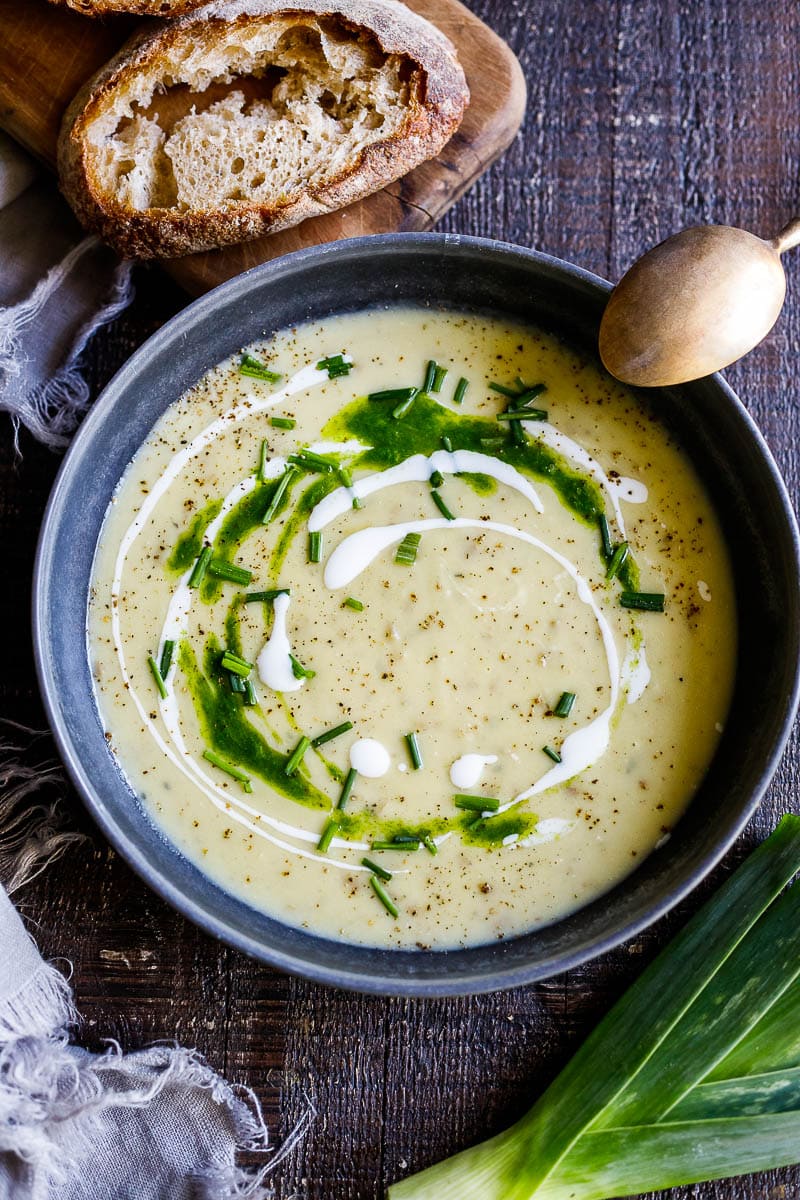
top-left (34, 234), bottom-right (800, 994)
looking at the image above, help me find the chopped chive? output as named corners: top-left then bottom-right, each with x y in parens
top-left (308, 531), bottom-right (323, 563)
top-left (371, 841), bottom-right (419, 852)
top-left (221, 662), bottom-right (252, 680)
top-left (343, 596), bottom-right (364, 611)
top-left (422, 360), bottom-right (437, 393)
top-left (220, 649), bottom-right (252, 667)
top-left (338, 460), bottom-right (362, 508)
top-left (509, 413), bottom-right (526, 445)
top-left (429, 469), bottom-right (445, 489)
top-left (285, 735), bottom-right (311, 776)
top-left (270, 416), bottom-right (295, 430)
top-left (229, 672), bottom-right (246, 694)
top-left (370, 875), bottom-right (399, 918)
top-left (289, 653), bottom-right (315, 680)
top-left (393, 835), bottom-right (420, 844)
top-left (368, 386), bottom-right (417, 403)
top-left (239, 353), bottom-right (282, 383)
top-left (159, 639), bottom-right (175, 679)
top-left (489, 381), bottom-right (521, 399)
top-left (454, 795), bottom-right (501, 813)
top-left (554, 691), bottom-right (576, 718)
top-left (441, 435), bottom-right (453, 452)
top-left (209, 559), bottom-right (253, 585)
top-left (221, 653), bottom-right (252, 678)
top-left (422, 835), bottom-right (438, 856)
top-left (453, 376), bottom-right (469, 405)
top-left (338, 767), bottom-right (357, 809)
top-left (316, 818), bottom-right (338, 853)
top-left (495, 407), bottom-right (548, 422)
top-left (317, 354), bottom-right (352, 378)
top-left (392, 390), bottom-right (418, 419)
top-left (395, 531), bottom-right (421, 565)
top-left (606, 542), bottom-right (630, 581)
top-left (258, 438), bottom-right (269, 482)
top-left (518, 382), bottom-right (547, 404)
top-left (188, 545), bottom-right (212, 588)
top-left (244, 588), bottom-right (290, 603)
top-left (288, 450), bottom-right (336, 473)
top-left (361, 856), bottom-right (392, 881)
top-left (431, 364), bottom-right (448, 393)
top-left (311, 720), bottom-right (354, 748)
top-left (491, 379), bottom-right (546, 417)
top-left (620, 591), bottom-right (666, 612)
top-left (261, 465), bottom-right (297, 525)
top-left (243, 680), bottom-right (257, 706)
top-left (203, 748), bottom-right (252, 791)
top-left (405, 732), bottom-right (423, 770)
top-left (221, 661), bottom-right (249, 679)
top-left (431, 490), bottom-right (456, 521)
top-left (148, 655), bottom-right (167, 699)
top-left (543, 745), bottom-right (562, 763)
top-left (598, 513), bottom-right (614, 559)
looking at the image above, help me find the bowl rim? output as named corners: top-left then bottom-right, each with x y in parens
top-left (32, 231), bottom-right (800, 996)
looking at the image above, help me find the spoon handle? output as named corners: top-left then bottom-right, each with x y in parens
top-left (772, 216), bottom-right (800, 255)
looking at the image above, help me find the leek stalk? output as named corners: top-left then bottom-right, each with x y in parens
top-left (389, 817), bottom-right (800, 1200)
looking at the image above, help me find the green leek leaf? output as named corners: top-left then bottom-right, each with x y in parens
top-left (547, 1113), bottom-right (800, 1199)
top-left (672, 1065), bottom-right (800, 1120)
top-left (710, 977), bottom-right (800, 1079)
top-left (389, 816), bottom-right (800, 1200)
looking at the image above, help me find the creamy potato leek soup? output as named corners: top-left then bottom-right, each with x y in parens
top-left (89, 307), bottom-right (736, 949)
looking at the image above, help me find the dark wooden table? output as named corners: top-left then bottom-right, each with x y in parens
top-left (3, 2), bottom-right (799, 1196)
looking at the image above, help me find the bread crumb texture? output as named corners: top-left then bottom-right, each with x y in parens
top-left (105, 21), bottom-right (410, 210)
top-left (59, 2), bottom-right (469, 257)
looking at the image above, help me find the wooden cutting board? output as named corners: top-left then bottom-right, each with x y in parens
top-left (0, 0), bottom-right (525, 295)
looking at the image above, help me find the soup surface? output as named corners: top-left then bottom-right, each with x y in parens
top-left (89, 307), bottom-right (736, 949)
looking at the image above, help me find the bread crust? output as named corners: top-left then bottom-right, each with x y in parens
top-left (50, 0), bottom-right (207, 15)
top-left (57, 0), bottom-right (470, 259)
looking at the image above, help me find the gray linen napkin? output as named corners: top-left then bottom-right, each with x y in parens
top-left (0, 129), bottom-right (308, 1195)
top-left (0, 888), bottom-right (279, 1200)
top-left (0, 131), bottom-right (134, 449)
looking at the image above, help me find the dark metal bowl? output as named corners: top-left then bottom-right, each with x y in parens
top-left (33, 234), bottom-right (800, 996)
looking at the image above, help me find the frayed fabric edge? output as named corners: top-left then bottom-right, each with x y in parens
top-left (0, 238), bottom-right (134, 452)
top-left (0, 724), bottom-right (85, 895)
top-left (0, 958), bottom-right (76, 1043)
top-left (0, 1033), bottom-right (310, 1199)
top-left (0, 1035), bottom-right (288, 1198)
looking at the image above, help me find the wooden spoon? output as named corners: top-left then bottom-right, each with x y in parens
top-left (598, 217), bottom-right (800, 387)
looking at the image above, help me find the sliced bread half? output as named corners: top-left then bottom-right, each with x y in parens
top-left (58, 0), bottom-right (469, 258)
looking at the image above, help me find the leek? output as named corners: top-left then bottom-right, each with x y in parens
top-left (389, 816), bottom-right (800, 1200)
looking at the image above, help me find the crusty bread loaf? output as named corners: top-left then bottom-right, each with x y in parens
top-left (57, 0), bottom-right (469, 258)
top-left (50, 0), bottom-right (207, 15)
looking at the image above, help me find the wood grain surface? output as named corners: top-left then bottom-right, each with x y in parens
top-left (0, 0), bottom-right (526, 294)
top-left (2, 1), bottom-right (800, 1198)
